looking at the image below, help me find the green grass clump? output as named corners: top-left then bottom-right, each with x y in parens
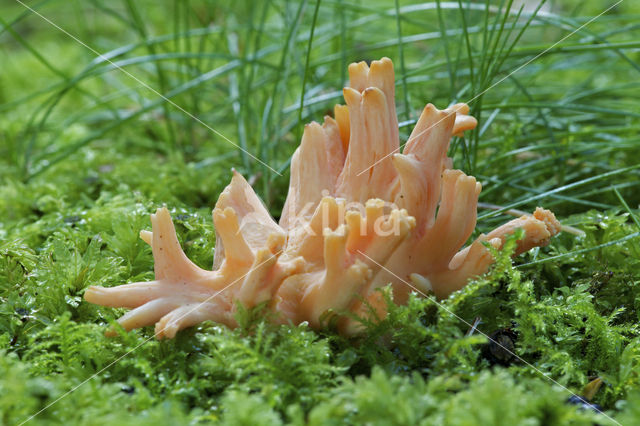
top-left (2, 0), bottom-right (640, 424)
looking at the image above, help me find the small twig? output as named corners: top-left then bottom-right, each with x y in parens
top-left (465, 316), bottom-right (482, 337)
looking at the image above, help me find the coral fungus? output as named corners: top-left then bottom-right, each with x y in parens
top-left (85, 57), bottom-right (561, 338)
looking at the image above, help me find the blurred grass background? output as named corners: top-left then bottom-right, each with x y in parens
top-left (1, 0), bottom-right (639, 222)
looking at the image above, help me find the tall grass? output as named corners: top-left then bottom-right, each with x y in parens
top-left (1, 0), bottom-right (638, 222)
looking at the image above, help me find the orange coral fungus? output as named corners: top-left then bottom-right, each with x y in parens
top-left (85, 57), bottom-right (561, 338)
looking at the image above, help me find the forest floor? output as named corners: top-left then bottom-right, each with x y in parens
top-left (2, 1), bottom-right (640, 424)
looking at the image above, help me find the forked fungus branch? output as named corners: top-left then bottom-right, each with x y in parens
top-left (84, 58), bottom-right (561, 338)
